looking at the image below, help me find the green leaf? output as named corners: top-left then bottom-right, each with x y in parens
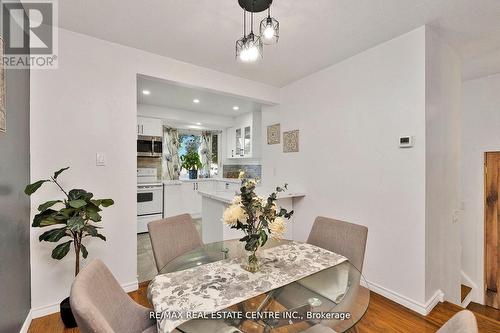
top-left (25, 180), bottom-right (50, 195)
top-left (68, 189), bottom-right (93, 201)
top-left (69, 199), bottom-right (87, 209)
top-left (33, 209), bottom-right (59, 227)
top-left (53, 167), bottom-right (69, 180)
top-left (67, 215), bottom-right (85, 232)
top-left (54, 207), bottom-right (75, 221)
top-left (260, 230), bottom-right (268, 247)
top-left (38, 200), bottom-right (62, 212)
top-left (84, 225), bottom-right (99, 236)
top-left (96, 232), bottom-right (106, 241)
top-left (86, 203), bottom-right (102, 213)
top-left (81, 244), bottom-right (88, 259)
top-left (51, 240), bottom-right (72, 260)
top-left (39, 227), bottom-right (69, 242)
top-left (239, 235), bottom-right (250, 242)
top-left (99, 199), bottom-right (114, 207)
top-left (86, 210), bottom-right (101, 222)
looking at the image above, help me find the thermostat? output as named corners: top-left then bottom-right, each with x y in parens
top-left (399, 136), bottom-right (414, 148)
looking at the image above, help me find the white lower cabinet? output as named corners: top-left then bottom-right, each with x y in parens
top-left (164, 181), bottom-right (217, 218)
top-left (163, 184), bottom-right (185, 218)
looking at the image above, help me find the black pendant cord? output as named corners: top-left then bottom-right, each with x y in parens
top-left (251, 12), bottom-right (254, 34)
top-left (243, 9), bottom-right (246, 37)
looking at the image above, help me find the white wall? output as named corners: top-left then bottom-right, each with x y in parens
top-left (261, 27), bottom-right (429, 308)
top-left (137, 104), bottom-right (235, 130)
top-left (30, 29), bottom-right (280, 316)
top-left (461, 73), bottom-right (500, 303)
top-left (424, 29), bottom-right (462, 304)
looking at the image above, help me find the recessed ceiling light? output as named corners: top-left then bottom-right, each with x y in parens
top-left (196, 122), bottom-right (202, 126)
top-left (142, 90), bottom-right (151, 95)
top-left (193, 99), bottom-right (200, 104)
top-left (233, 106), bottom-right (240, 110)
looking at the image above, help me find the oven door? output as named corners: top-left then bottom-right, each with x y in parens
top-left (137, 185), bottom-right (163, 216)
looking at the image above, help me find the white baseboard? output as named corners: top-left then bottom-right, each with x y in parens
top-left (19, 310), bottom-right (32, 333)
top-left (362, 280), bottom-right (444, 316)
top-left (122, 280), bottom-right (139, 293)
top-left (31, 302), bottom-right (60, 319)
top-left (31, 279), bottom-right (139, 319)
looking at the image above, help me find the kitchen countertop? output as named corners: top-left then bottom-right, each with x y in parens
top-left (197, 187), bottom-right (306, 204)
top-left (163, 178), bottom-right (241, 186)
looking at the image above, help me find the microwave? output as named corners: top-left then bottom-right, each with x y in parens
top-left (137, 135), bottom-right (162, 157)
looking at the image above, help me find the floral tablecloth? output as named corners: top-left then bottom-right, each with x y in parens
top-left (147, 241), bottom-right (347, 333)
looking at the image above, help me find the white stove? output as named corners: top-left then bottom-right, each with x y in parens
top-left (137, 168), bottom-right (163, 233)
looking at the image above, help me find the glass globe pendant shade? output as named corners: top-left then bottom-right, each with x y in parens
top-left (260, 16), bottom-right (279, 45)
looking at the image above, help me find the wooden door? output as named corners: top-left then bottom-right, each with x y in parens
top-left (485, 152), bottom-right (500, 308)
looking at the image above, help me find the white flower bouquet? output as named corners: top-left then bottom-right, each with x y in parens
top-left (223, 179), bottom-right (294, 272)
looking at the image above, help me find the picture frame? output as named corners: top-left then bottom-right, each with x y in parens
top-left (283, 130), bottom-right (299, 153)
top-left (267, 123), bottom-right (280, 145)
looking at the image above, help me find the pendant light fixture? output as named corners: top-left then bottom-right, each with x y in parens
top-left (235, 0), bottom-right (279, 63)
top-left (260, 7), bottom-right (279, 45)
top-left (236, 10), bottom-right (263, 63)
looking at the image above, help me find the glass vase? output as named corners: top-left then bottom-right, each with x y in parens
top-left (243, 248), bottom-right (261, 273)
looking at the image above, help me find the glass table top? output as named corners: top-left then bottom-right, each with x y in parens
top-left (155, 239), bottom-right (370, 333)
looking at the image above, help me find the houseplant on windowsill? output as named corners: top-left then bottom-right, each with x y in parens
top-left (180, 150), bottom-right (203, 179)
top-left (223, 179), bottom-right (294, 272)
top-left (25, 167), bottom-right (114, 328)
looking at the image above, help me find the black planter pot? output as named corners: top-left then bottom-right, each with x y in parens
top-left (188, 169), bottom-right (198, 180)
top-left (60, 297), bottom-right (77, 328)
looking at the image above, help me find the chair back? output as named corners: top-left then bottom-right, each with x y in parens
top-left (70, 259), bottom-right (155, 333)
top-left (148, 214), bottom-right (203, 272)
top-left (436, 310), bottom-right (478, 333)
top-left (307, 216), bottom-right (368, 271)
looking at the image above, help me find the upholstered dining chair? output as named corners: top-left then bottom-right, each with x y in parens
top-left (307, 217), bottom-right (368, 272)
top-left (70, 259), bottom-right (157, 333)
top-left (148, 213), bottom-right (203, 272)
top-left (437, 310), bottom-right (478, 333)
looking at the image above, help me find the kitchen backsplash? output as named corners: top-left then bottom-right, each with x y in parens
top-left (138, 157), bottom-right (162, 179)
top-left (223, 164), bottom-right (262, 179)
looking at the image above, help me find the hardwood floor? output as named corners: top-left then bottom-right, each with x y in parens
top-left (461, 284), bottom-right (472, 302)
top-left (28, 283), bottom-right (500, 333)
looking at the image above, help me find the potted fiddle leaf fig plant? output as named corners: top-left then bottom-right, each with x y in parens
top-left (25, 167), bottom-right (114, 328)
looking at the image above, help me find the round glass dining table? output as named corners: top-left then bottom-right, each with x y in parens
top-left (156, 239), bottom-right (370, 333)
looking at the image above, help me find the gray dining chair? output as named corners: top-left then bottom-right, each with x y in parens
top-left (70, 259), bottom-right (157, 333)
top-left (307, 217), bottom-right (368, 272)
top-left (148, 213), bottom-right (203, 272)
top-left (437, 310), bottom-right (478, 333)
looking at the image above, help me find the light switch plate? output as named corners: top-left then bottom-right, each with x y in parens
top-left (96, 152), bottom-right (106, 166)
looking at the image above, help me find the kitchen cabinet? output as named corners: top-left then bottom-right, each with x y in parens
top-left (137, 116), bottom-right (163, 137)
top-left (163, 183), bottom-right (185, 218)
top-left (164, 180), bottom-right (216, 218)
top-left (226, 111), bottom-right (261, 159)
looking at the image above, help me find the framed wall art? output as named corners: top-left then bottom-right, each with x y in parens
top-left (283, 130), bottom-right (299, 153)
top-left (267, 123), bottom-right (280, 145)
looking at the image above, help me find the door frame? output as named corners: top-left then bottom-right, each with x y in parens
top-left (484, 151), bottom-right (500, 307)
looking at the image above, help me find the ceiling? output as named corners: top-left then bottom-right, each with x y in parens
top-left (137, 76), bottom-right (263, 116)
top-left (59, 0), bottom-right (500, 86)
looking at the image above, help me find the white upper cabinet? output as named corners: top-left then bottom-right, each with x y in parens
top-left (226, 111), bottom-right (261, 159)
top-left (137, 116), bottom-right (163, 137)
